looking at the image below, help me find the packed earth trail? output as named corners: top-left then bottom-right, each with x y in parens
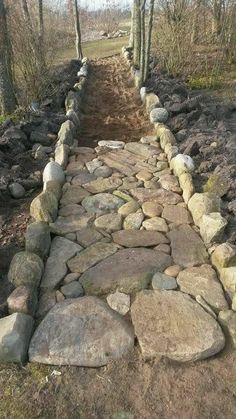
top-left (1, 56), bottom-right (236, 419)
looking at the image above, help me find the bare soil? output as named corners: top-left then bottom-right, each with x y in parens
top-left (1, 56), bottom-right (236, 419)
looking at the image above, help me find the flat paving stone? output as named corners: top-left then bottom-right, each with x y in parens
top-left (60, 185), bottom-right (90, 205)
top-left (76, 227), bottom-right (103, 247)
top-left (167, 224), bottom-right (209, 267)
top-left (67, 242), bottom-right (119, 273)
top-left (29, 297), bottom-right (134, 367)
top-left (162, 205), bottom-right (192, 224)
top-left (130, 188), bottom-right (183, 205)
top-left (83, 177), bottom-right (122, 193)
top-left (71, 172), bottom-right (96, 185)
top-left (112, 230), bottom-right (169, 247)
top-left (143, 217), bottom-right (169, 233)
top-left (80, 248), bottom-right (172, 295)
top-left (94, 213), bottom-right (122, 233)
top-left (131, 290), bottom-right (225, 362)
top-left (59, 204), bottom-right (85, 217)
top-left (82, 193), bottom-right (124, 215)
top-left (50, 214), bottom-right (95, 235)
top-left (125, 143), bottom-right (157, 158)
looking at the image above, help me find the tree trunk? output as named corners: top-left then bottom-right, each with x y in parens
top-left (133, 0), bottom-right (141, 68)
top-left (38, 0), bottom-right (44, 60)
top-left (144, 0), bottom-right (155, 83)
top-left (191, 0), bottom-right (201, 44)
top-left (0, 0), bottom-right (16, 114)
top-left (73, 0), bottom-right (83, 60)
top-left (140, 0), bottom-right (146, 84)
top-left (21, 0), bottom-right (32, 30)
top-left (129, 3), bottom-right (134, 48)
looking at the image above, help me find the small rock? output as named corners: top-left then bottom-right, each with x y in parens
top-left (124, 212), bottom-right (144, 230)
top-left (94, 165), bottom-right (113, 178)
top-left (9, 183), bottom-right (25, 199)
top-left (164, 265), bottom-right (182, 277)
top-left (95, 213), bottom-right (122, 233)
top-left (56, 290), bottom-right (65, 302)
top-left (86, 159), bottom-right (103, 173)
top-left (200, 212), bottom-right (227, 246)
top-left (82, 193), bottom-right (124, 215)
top-left (61, 281), bottom-right (84, 298)
top-left (218, 310), bottom-right (236, 347)
top-left (8, 251), bottom-right (44, 288)
top-left (98, 140), bottom-right (125, 149)
top-left (7, 286), bottom-right (38, 316)
top-left (136, 171), bottom-right (152, 181)
top-left (118, 200), bottom-right (140, 217)
top-left (143, 217), bottom-right (168, 233)
top-left (150, 108), bottom-right (169, 124)
top-left (63, 273), bottom-right (80, 284)
top-left (152, 272), bottom-right (177, 290)
top-left (154, 244), bottom-right (171, 254)
top-left (142, 201), bottom-right (163, 217)
top-left (107, 291), bottom-right (131, 315)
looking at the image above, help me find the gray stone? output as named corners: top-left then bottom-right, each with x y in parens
top-left (188, 193), bottom-right (221, 227)
top-left (49, 236), bottom-right (82, 262)
top-left (59, 204), bottom-right (85, 217)
top-left (177, 265), bottom-right (228, 313)
top-left (86, 159), bottom-right (103, 173)
top-left (152, 272), bottom-right (177, 290)
top-left (7, 286), bottom-right (38, 316)
top-left (130, 188), bottom-right (182, 205)
top-left (8, 251), bottom-right (44, 288)
top-left (95, 213), bottom-right (122, 233)
top-left (58, 120), bottom-right (74, 146)
top-left (36, 291), bottom-right (56, 319)
top-left (131, 290), bottom-right (225, 361)
top-left (0, 313), bottom-right (34, 363)
top-left (43, 180), bottom-right (62, 201)
top-left (168, 225), bottom-right (209, 267)
top-left (63, 273), bottom-right (80, 284)
top-left (80, 248), bottom-right (172, 295)
top-left (72, 172), bottom-right (96, 185)
top-left (83, 177), bottom-right (122, 194)
top-left (143, 217), bottom-right (168, 233)
top-left (41, 257), bottom-right (67, 290)
top-left (162, 205), bottom-right (192, 224)
top-left (94, 165), bottom-right (113, 178)
top-left (124, 143), bottom-right (157, 158)
top-left (150, 108), bottom-right (169, 123)
top-left (55, 143), bottom-right (69, 169)
top-left (118, 200), bottom-right (140, 217)
top-left (123, 212), bottom-right (144, 230)
top-left (199, 212), bottom-right (227, 246)
top-left (9, 182), bottom-right (25, 199)
top-left (60, 185), bottom-right (91, 205)
top-left (107, 291), bottom-right (130, 315)
top-left (43, 161), bottom-right (65, 185)
top-left (61, 281), bottom-right (84, 298)
top-left (82, 193), bottom-right (124, 215)
top-left (25, 222), bottom-right (51, 259)
top-left (76, 227), bottom-right (103, 247)
top-left (30, 191), bottom-right (58, 223)
top-left (112, 230), bottom-right (169, 248)
top-left (218, 310), bottom-right (236, 347)
top-left (50, 214), bottom-right (95, 235)
top-left (68, 242), bottom-right (118, 273)
top-left (29, 297), bottom-right (134, 366)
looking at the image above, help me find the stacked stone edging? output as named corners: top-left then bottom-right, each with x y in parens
top-left (122, 46), bottom-right (236, 339)
top-left (0, 58), bottom-right (89, 363)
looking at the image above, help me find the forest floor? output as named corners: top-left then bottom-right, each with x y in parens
top-left (1, 55), bottom-right (236, 419)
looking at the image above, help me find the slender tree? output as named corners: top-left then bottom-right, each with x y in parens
top-left (72, 0), bottom-right (83, 60)
top-left (133, 0), bottom-right (141, 67)
top-left (144, 0), bottom-right (155, 83)
top-left (0, 0), bottom-right (16, 114)
top-left (38, 0), bottom-right (44, 62)
top-left (140, 0), bottom-right (146, 82)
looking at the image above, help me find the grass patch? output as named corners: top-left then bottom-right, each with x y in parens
top-left (58, 36), bottom-right (129, 63)
top-left (187, 73), bottom-right (223, 90)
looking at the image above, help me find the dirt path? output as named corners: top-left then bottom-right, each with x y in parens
top-left (1, 56), bottom-right (236, 419)
top-left (80, 55), bottom-right (151, 146)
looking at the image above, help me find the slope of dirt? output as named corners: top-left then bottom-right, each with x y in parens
top-left (1, 56), bottom-right (236, 419)
top-left (80, 55), bottom-right (151, 146)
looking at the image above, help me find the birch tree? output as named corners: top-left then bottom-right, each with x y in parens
top-left (72, 0), bottom-right (83, 60)
top-left (38, 0), bottom-right (44, 59)
top-left (140, 0), bottom-right (146, 82)
top-left (133, 0), bottom-right (141, 67)
top-left (0, 0), bottom-right (16, 114)
top-left (144, 0), bottom-right (155, 83)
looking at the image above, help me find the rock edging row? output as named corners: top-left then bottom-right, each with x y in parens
top-left (122, 45), bottom-right (236, 347)
top-left (0, 58), bottom-right (89, 363)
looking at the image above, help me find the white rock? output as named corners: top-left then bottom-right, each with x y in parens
top-left (43, 161), bottom-right (65, 185)
top-left (98, 140), bottom-right (125, 150)
top-left (86, 159), bottom-right (103, 173)
top-left (200, 212), bottom-right (228, 245)
top-left (171, 154), bottom-right (195, 177)
top-left (107, 291), bottom-right (131, 315)
top-left (140, 87), bottom-right (147, 103)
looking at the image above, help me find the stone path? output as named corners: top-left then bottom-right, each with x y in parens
top-left (6, 56), bottom-right (231, 367)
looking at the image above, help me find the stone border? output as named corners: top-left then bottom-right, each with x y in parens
top-left (0, 58), bottom-right (89, 363)
top-left (122, 46), bottom-right (236, 315)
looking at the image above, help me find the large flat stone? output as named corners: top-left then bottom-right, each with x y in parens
top-left (29, 297), bottom-right (134, 366)
top-left (162, 205), bottom-right (192, 224)
top-left (50, 214), bottom-right (95, 235)
top-left (67, 242), bottom-right (119, 273)
top-left (112, 230), bottom-right (169, 247)
top-left (60, 185), bottom-right (91, 205)
top-left (131, 290), bottom-right (225, 362)
top-left (167, 225), bottom-right (209, 267)
top-left (130, 188), bottom-right (182, 204)
top-left (124, 143), bottom-right (157, 158)
top-left (83, 177), bottom-right (122, 193)
top-left (82, 193), bottom-right (124, 215)
top-left (177, 265), bottom-right (228, 313)
top-left (80, 248), bottom-right (172, 295)
top-left (76, 227), bottom-right (103, 247)
top-left (0, 313), bottom-right (34, 363)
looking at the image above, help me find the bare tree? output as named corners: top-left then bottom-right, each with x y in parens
top-left (140, 0), bottom-right (146, 82)
top-left (0, 0), bottom-right (16, 114)
top-left (38, 0), bottom-right (44, 57)
top-left (133, 0), bottom-right (141, 67)
top-left (144, 0), bottom-right (155, 83)
top-left (72, 0), bottom-right (83, 60)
